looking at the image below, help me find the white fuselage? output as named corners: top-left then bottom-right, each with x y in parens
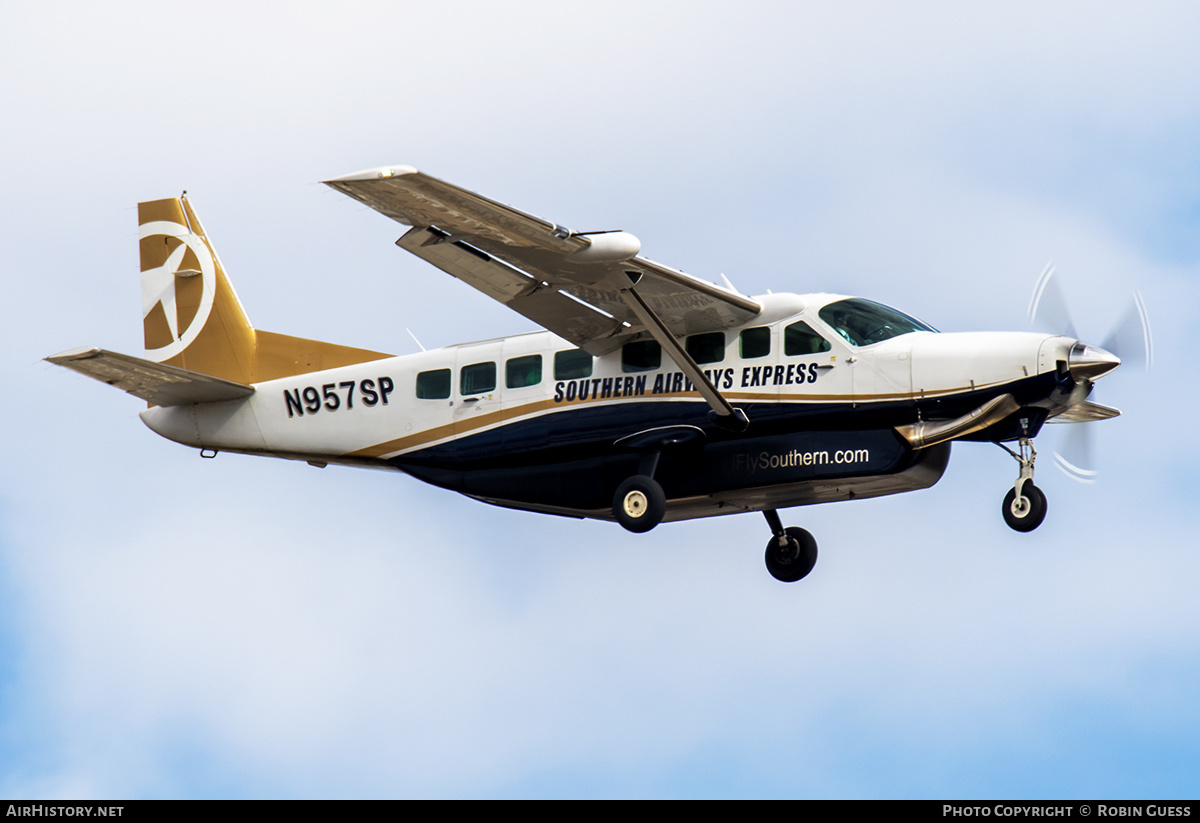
top-left (139, 292), bottom-right (1074, 470)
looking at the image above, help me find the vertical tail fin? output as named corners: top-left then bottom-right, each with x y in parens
top-left (138, 195), bottom-right (390, 384)
top-left (140, 195), bottom-right (256, 380)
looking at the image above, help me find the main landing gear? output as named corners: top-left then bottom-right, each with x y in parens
top-left (998, 436), bottom-right (1048, 532)
top-left (613, 474), bottom-right (667, 533)
top-left (611, 426), bottom-right (704, 534)
top-left (607, 430), bottom-right (819, 582)
top-left (763, 509), bottom-right (818, 583)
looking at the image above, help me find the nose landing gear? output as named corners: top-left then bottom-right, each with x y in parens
top-left (763, 509), bottom-right (818, 583)
top-left (998, 436), bottom-right (1048, 532)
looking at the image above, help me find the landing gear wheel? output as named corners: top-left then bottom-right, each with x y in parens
top-left (764, 527), bottom-right (818, 583)
top-left (1002, 483), bottom-right (1047, 532)
top-left (613, 475), bottom-right (666, 533)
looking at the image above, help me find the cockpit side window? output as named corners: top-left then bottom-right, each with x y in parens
top-left (818, 298), bottom-right (936, 347)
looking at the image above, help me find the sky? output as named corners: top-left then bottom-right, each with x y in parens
top-left (2, 0), bottom-right (1199, 799)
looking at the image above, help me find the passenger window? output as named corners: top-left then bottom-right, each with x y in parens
top-left (740, 327), bottom-right (771, 359)
top-left (554, 349), bottom-right (593, 380)
top-left (622, 340), bottom-right (662, 373)
top-left (460, 362), bottom-right (496, 395)
top-left (416, 368), bottom-right (451, 400)
top-left (686, 332), bottom-right (725, 364)
top-left (784, 322), bottom-right (832, 356)
top-left (506, 355), bottom-right (542, 388)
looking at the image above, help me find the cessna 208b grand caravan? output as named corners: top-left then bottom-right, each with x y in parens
top-left (48, 166), bottom-right (1138, 582)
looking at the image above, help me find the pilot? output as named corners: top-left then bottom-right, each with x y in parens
top-left (829, 310), bottom-right (856, 345)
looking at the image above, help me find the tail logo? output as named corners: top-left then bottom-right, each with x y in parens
top-left (140, 220), bottom-right (216, 361)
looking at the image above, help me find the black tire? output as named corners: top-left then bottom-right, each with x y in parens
top-left (764, 526), bottom-right (818, 583)
top-left (613, 475), bottom-right (667, 533)
top-left (1002, 483), bottom-right (1047, 532)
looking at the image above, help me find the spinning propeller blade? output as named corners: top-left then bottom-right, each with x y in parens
top-left (1029, 262), bottom-right (1077, 339)
top-left (1051, 420), bottom-right (1097, 484)
top-left (1101, 291), bottom-right (1153, 371)
top-left (1030, 266), bottom-right (1152, 483)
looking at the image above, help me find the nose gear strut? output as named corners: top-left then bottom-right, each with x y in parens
top-left (997, 436), bottom-right (1048, 532)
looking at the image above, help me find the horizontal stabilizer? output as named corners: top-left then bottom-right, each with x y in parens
top-left (46, 347), bottom-right (255, 406)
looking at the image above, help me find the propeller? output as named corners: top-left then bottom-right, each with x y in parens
top-left (1053, 412), bottom-right (1098, 483)
top-left (1028, 262), bottom-right (1078, 340)
top-left (1101, 290), bottom-right (1154, 371)
top-left (1028, 263), bottom-right (1153, 482)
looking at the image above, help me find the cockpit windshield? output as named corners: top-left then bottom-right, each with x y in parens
top-left (818, 298), bottom-right (937, 347)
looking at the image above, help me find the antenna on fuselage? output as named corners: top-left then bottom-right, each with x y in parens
top-left (406, 328), bottom-right (426, 352)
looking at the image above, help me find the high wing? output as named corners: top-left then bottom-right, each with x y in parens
top-left (324, 166), bottom-right (761, 356)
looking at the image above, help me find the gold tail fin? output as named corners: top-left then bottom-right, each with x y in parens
top-left (138, 195), bottom-right (390, 384)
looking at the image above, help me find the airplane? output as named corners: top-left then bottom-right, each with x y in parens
top-left (47, 165), bottom-right (1147, 582)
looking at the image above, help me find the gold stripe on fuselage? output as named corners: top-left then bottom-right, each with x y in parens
top-left (347, 398), bottom-right (564, 459)
top-left (345, 377), bottom-right (1021, 460)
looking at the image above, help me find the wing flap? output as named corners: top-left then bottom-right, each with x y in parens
top-left (397, 227), bottom-right (627, 355)
top-left (46, 347), bottom-right (256, 406)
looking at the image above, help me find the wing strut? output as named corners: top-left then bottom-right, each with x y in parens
top-left (618, 280), bottom-right (749, 432)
